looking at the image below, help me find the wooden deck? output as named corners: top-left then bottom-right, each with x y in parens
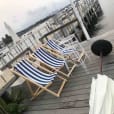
top-left (24, 31), bottom-right (114, 114)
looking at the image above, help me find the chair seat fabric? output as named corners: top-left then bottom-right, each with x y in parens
top-left (14, 60), bottom-right (57, 85)
top-left (47, 40), bottom-right (76, 55)
top-left (34, 48), bottom-right (65, 68)
top-left (47, 40), bottom-right (63, 51)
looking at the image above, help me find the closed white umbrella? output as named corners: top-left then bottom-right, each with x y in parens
top-left (89, 74), bottom-right (114, 114)
top-left (4, 22), bottom-right (20, 43)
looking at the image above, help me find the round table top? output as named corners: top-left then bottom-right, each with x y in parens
top-left (91, 39), bottom-right (112, 56)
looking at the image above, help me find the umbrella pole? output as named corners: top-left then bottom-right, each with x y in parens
top-left (91, 40), bottom-right (112, 75)
top-left (100, 52), bottom-right (103, 74)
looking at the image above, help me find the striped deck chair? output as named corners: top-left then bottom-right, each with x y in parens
top-left (29, 47), bottom-right (76, 78)
top-left (45, 40), bottom-right (86, 64)
top-left (11, 59), bottom-right (67, 100)
top-left (47, 40), bottom-right (72, 54)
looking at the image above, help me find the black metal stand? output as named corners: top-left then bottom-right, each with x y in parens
top-left (100, 52), bottom-right (103, 74)
top-left (91, 39), bottom-right (112, 74)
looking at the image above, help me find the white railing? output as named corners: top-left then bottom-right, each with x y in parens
top-left (0, 34), bottom-right (38, 69)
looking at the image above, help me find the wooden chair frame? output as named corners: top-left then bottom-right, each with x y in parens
top-left (43, 41), bottom-right (87, 64)
top-left (28, 51), bottom-right (77, 78)
top-left (10, 59), bottom-right (67, 100)
top-left (36, 44), bottom-right (85, 65)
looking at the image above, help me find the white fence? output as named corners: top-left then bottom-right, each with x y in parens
top-left (0, 34), bottom-right (39, 69)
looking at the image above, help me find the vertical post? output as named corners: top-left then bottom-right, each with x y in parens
top-left (100, 52), bottom-right (103, 74)
top-left (31, 32), bottom-right (39, 44)
top-left (70, 0), bottom-right (90, 40)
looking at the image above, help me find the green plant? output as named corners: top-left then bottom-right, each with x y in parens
top-left (0, 97), bottom-right (9, 114)
top-left (0, 88), bottom-right (27, 114)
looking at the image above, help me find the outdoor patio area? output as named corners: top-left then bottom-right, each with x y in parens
top-left (0, 0), bottom-right (114, 114)
top-left (23, 31), bottom-right (114, 114)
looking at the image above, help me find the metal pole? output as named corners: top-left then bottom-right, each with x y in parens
top-left (70, 0), bottom-right (90, 40)
top-left (100, 52), bottom-right (103, 74)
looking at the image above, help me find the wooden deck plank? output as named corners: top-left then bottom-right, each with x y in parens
top-left (24, 107), bottom-right (89, 114)
top-left (24, 31), bottom-right (114, 114)
top-left (27, 100), bottom-right (89, 111)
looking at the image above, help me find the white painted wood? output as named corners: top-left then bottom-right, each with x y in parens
top-left (11, 77), bottom-right (25, 87)
top-left (89, 74), bottom-right (114, 114)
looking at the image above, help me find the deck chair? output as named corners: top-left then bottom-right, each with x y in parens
top-left (45, 39), bottom-right (86, 64)
top-left (29, 47), bottom-right (77, 78)
top-left (10, 59), bottom-right (67, 100)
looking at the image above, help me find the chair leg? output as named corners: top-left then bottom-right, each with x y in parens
top-left (64, 60), bottom-right (70, 71)
top-left (31, 78), bottom-right (67, 98)
top-left (33, 87), bottom-right (40, 97)
top-left (67, 64), bottom-right (77, 77)
top-left (56, 69), bottom-right (68, 77)
top-left (31, 82), bottom-right (52, 100)
top-left (11, 69), bottom-right (67, 98)
top-left (57, 79), bottom-right (67, 96)
top-left (26, 81), bottom-right (34, 96)
top-left (29, 78), bottom-right (67, 99)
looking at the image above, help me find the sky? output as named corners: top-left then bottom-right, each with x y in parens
top-left (0, 0), bottom-right (70, 39)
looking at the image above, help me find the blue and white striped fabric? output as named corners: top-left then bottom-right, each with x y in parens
top-left (62, 49), bottom-right (76, 55)
top-left (47, 40), bottom-right (75, 55)
top-left (14, 60), bottom-right (56, 85)
top-left (47, 40), bottom-right (63, 51)
top-left (34, 48), bottom-right (65, 68)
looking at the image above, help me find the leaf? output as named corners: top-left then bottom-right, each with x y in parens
top-left (18, 104), bottom-right (27, 113)
top-left (0, 89), bottom-right (27, 114)
top-left (2, 92), bottom-right (12, 103)
top-left (10, 88), bottom-right (25, 103)
top-left (6, 103), bottom-right (18, 113)
top-left (0, 98), bottom-right (9, 114)
top-left (0, 97), bottom-right (7, 110)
